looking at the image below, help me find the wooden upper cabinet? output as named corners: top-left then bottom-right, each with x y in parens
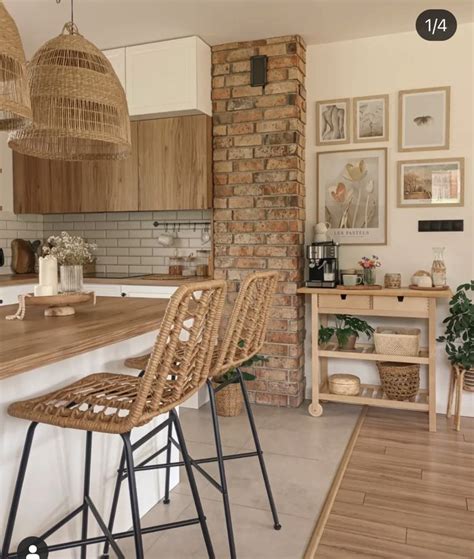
top-left (138, 114), bottom-right (212, 211)
top-left (13, 153), bottom-right (51, 214)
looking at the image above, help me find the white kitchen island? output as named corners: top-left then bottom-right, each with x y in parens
top-left (0, 297), bottom-right (179, 558)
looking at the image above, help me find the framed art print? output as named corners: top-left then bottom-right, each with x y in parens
top-left (399, 86), bottom-right (450, 151)
top-left (316, 98), bottom-right (350, 146)
top-left (353, 94), bottom-right (389, 143)
top-left (317, 148), bottom-right (387, 245)
top-left (398, 158), bottom-right (464, 207)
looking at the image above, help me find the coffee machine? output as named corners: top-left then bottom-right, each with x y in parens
top-left (305, 241), bottom-right (339, 288)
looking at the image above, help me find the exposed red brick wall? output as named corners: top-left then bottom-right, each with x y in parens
top-left (212, 35), bottom-right (306, 407)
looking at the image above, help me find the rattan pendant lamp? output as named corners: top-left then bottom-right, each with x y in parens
top-left (9, 0), bottom-right (131, 160)
top-left (0, 1), bottom-right (32, 130)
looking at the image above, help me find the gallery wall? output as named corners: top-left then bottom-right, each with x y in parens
top-left (305, 23), bottom-right (473, 415)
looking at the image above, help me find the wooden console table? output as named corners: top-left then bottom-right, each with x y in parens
top-left (297, 287), bottom-right (452, 432)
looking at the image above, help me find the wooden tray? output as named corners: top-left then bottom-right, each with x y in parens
top-left (5, 292), bottom-right (96, 319)
top-left (336, 284), bottom-right (383, 290)
top-left (409, 285), bottom-right (450, 291)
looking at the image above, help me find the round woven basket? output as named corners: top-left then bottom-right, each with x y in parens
top-left (377, 361), bottom-right (420, 401)
top-left (212, 381), bottom-right (243, 417)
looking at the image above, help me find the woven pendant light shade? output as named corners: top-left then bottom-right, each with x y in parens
top-left (0, 1), bottom-right (32, 131)
top-left (9, 22), bottom-right (131, 160)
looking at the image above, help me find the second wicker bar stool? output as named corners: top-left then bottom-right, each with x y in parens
top-left (2, 280), bottom-right (226, 559)
top-left (121, 271), bottom-right (281, 558)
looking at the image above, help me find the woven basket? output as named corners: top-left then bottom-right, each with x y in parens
top-left (377, 362), bottom-right (420, 401)
top-left (374, 327), bottom-right (420, 357)
top-left (212, 381), bottom-right (243, 417)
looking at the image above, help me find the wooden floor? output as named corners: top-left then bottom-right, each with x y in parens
top-left (316, 408), bottom-right (474, 559)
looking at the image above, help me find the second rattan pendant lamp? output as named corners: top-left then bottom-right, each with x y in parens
top-left (9, 0), bottom-right (131, 160)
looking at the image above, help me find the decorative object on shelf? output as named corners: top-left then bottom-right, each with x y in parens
top-left (431, 247), bottom-right (447, 287)
top-left (43, 232), bottom-right (96, 293)
top-left (316, 98), bottom-right (350, 146)
top-left (10, 239), bottom-right (39, 274)
top-left (358, 255), bottom-right (381, 285)
top-left (319, 314), bottom-right (374, 351)
top-left (0, 1), bottom-right (32, 130)
top-left (212, 343), bottom-right (268, 417)
top-left (5, 291), bottom-right (96, 320)
top-left (377, 362), bottom-right (420, 401)
top-left (411, 269), bottom-right (432, 288)
top-left (353, 94), bottom-right (389, 143)
top-left (329, 374), bottom-right (360, 396)
top-left (373, 327), bottom-right (421, 357)
top-left (313, 221), bottom-right (331, 243)
top-left (8, 0), bottom-right (130, 161)
top-left (384, 273), bottom-right (402, 289)
top-left (409, 284), bottom-right (449, 291)
top-left (398, 158), bottom-right (464, 207)
top-left (35, 254), bottom-right (58, 296)
top-left (317, 148), bottom-right (387, 245)
top-left (437, 282), bottom-right (473, 430)
top-left (398, 86), bottom-right (450, 152)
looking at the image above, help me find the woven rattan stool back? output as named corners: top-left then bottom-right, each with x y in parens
top-left (211, 271), bottom-right (277, 378)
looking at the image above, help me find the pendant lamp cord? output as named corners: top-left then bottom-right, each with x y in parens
top-left (56, 0), bottom-right (77, 34)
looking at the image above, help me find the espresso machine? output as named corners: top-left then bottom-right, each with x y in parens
top-left (305, 241), bottom-right (340, 288)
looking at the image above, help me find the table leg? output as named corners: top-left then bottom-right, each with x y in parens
top-left (308, 295), bottom-right (323, 417)
top-left (428, 299), bottom-right (437, 432)
top-left (446, 366), bottom-right (455, 419)
top-left (455, 369), bottom-right (465, 432)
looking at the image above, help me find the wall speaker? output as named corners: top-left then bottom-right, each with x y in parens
top-left (250, 55), bottom-right (268, 87)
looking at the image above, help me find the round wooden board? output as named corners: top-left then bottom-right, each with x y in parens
top-left (409, 285), bottom-right (450, 291)
top-left (25, 292), bottom-right (94, 306)
top-left (336, 284), bottom-right (383, 290)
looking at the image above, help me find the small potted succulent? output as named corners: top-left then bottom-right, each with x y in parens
top-left (437, 282), bottom-right (474, 390)
top-left (213, 341), bottom-right (268, 417)
top-left (358, 255), bottom-right (381, 285)
top-left (319, 314), bottom-right (374, 351)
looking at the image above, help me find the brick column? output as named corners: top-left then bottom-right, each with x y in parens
top-left (212, 36), bottom-right (306, 407)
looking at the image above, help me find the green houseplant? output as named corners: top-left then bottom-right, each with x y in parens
top-left (437, 281), bottom-right (474, 389)
top-left (318, 314), bottom-right (374, 350)
top-left (213, 341), bottom-right (268, 417)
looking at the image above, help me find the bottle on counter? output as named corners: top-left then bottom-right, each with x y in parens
top-left (431, 247), bottom-right (447, 287)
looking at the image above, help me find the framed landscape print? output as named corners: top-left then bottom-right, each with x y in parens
top-left (353, 94), bottom-right (389, 143)
top-left (317, 148), bottom-right (387, 245)
top-left (316, 98), bottom-right (350, 146)
top-left (399, 86), bottom-right (450, 151)
top-left (398, 158), bottom-right (464, 208)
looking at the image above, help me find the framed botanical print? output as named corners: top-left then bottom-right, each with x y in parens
top-left (317, 148), bottom-right (387, 245)
top-left (399, 86), bottom-right (450, 151)
top-left (316, 98), bottom-right (350, 146)
top-left (398, 158), bottom-right (464, 208)
top-left (353, 94), bottom-right (389, 143)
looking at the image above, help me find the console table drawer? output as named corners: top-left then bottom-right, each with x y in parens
top-left (318, 294), bottom-right (371, 310)
top-left (373, 296), bottom-right (429, 313)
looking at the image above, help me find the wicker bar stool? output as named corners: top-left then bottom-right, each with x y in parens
top-left (119, 271), bottom-right (281, 558)
top-left (2, 280), bottom-right (226, 559)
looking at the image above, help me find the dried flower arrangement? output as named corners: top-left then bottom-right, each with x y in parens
top-left (43, 232), bottom-right (97, 266)
top-left (358, 255), bottom-right (381, 270)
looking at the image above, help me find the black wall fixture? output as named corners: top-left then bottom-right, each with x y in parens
top-left (418, 219), bottom-right (464, 232)
top-left (250, 55), bottom-right (268, 87)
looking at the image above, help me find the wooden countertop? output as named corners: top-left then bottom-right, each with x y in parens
top-left (0, 274), bottom-right (211, 287)
top-left (0, 297), bottom-right (168, 380)
top-left (297, 286), bottom-right (452, 298)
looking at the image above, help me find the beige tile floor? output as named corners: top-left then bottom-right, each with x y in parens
top-left (119, 401), bottom-right (361, 559)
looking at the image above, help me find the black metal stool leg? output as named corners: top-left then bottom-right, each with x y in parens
top-left (1, 422), bottom-right (38, 559)
top-left (121, 433), bottom-right (144, 559)
top-left (163, 415), bottom-right (173, 504)
top-left (237, 368), bottom-right (281, 530)
top-left (100, 449), bottom-right (126, 559)
top-left (170, 409), bottom-right (215, 559)
top-left (80, 431), bottom-right (93, 559)
top-left (207, 380), bottom-right (237, 559)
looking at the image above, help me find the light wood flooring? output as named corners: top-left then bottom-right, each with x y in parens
top-left (316, 408), bottom-right (474, 559)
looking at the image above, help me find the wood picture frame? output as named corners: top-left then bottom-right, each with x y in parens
top-left (398, 86), bottom-right (450, 152)
top-left (317, 147), bottom-right (387, 245)
top-left (353, 94), bottom-right (389, 143)
top-left (316, 98), bottom-right (351, 146)
top-left (397, 157), bottom-right (464, 208)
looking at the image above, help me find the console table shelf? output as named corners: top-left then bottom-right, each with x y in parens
top-left (297, 287), bottom-right (452, 432)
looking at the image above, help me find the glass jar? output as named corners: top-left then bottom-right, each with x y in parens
top-left (60, 265), bottom-right (83, 293)
top-left (363, 268), bottom-right (376, 285)
top-left (431, 247), bottom-right (447, 287)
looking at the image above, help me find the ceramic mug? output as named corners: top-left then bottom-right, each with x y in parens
top-left (315, 221), bottom-right (330, 234)
top-left (343, 274), bottom-right (363, 287)
top-left (157, 233), bottom-right (174, 247)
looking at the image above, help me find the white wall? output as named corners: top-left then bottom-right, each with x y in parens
top-left (305, 24), bottom-right (473, 416)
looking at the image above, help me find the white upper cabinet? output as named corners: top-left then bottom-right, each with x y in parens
top-left (125, 36), bottom-right (211, 118)
top-left (103, 47), bottom-right (126, 89)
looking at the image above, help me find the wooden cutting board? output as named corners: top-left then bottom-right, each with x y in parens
top-left (11, 239), bottom-right (37, 274)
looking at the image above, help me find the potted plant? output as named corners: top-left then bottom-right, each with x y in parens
top-left (437, 281), bottom-right (474, 390)
top-left (43, 232), bottom-right (96, 293)
top-left (213, 341), bottom-right (268, 417)
top-left (319, 314), bottom-right (374, 350)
